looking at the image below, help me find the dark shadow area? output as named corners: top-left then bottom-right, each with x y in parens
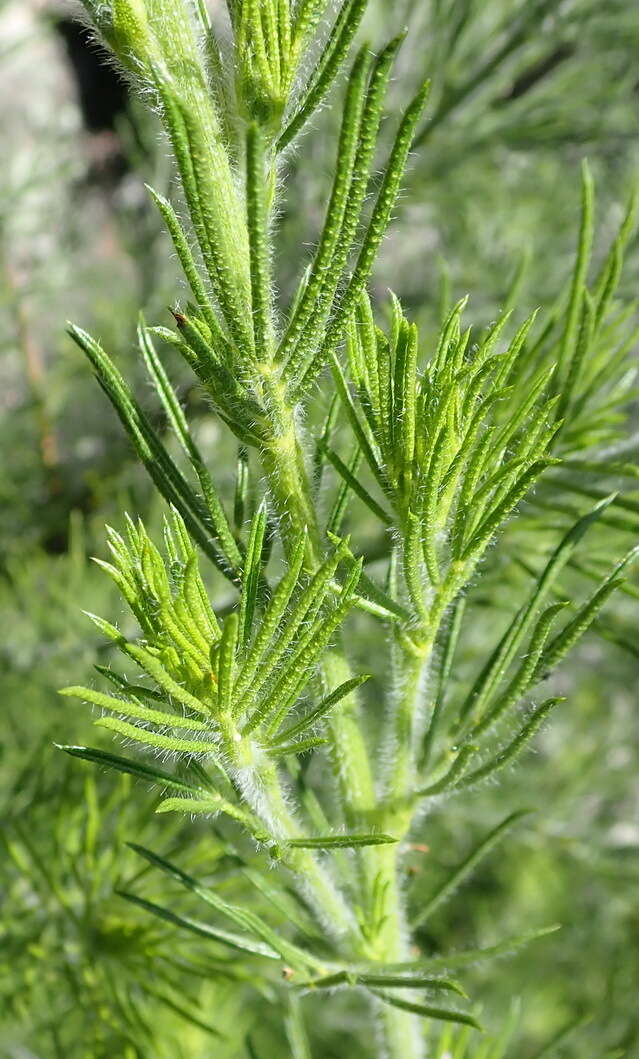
top-left (55, 17), bottom-right (131, 182)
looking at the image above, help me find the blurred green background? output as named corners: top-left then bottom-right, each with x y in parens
top-left (1, 1), bottom-right (638, 1056)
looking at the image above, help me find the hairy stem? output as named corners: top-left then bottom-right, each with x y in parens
top-left (380, 1004), bottom-right (426, 1059)
top-left (383, 640), bottom-right (432, 802)
top-left (256, 372), bottom-right (424, 1058)
top-left (258, 370), bottom-right (377, 817)
top-left (252, 758), bottom-right (359, 945)
top-left (374, 647), bottom-right (432, 1059)
top-left (372, 843), bottom-right (426, 1057)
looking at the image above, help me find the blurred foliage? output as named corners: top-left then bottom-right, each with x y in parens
top-left (0, 0), bottom-right (638, 1056)
top-left (282, 0), bottom-right (639, 323)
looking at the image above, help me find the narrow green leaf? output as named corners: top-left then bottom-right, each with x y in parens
top-left (280, 46), bottom-right (373, 367)
top-left (286, 36), bottom-right (405, 379)
top-left (471, 602), bottom-right (568, 737)
top-left (555, 290), bottom-right (595, 427)
top-left (171, 95), bottom-right (253, 351)
top-left (421, 426), bottom-right (451, 584)
top-left (233, 531), bottom-right (308, 703)
top-left (371, 990), bottom-right (481, 1031)
top-left (138, 322), bottom-right (242, 575)
top-left (400, 322), bottom-right (419, 487)
top-left (350, 567), bottom-right (413, 624)
top-left (183, 553), bottom-right (222, 640)
top-left (234, 445), bottom-right (250, 529)
top-left (303, 970), bottom-right (465, 995)
top-left (128, 843), bottom-right (320, 971)
top-left (453, 698), bottom-right (564, 790)
top-left (456, 496), bottom-right (614, 727)
top-left (268, 737), bottom-right (328, 758)
top-left (416, 746), bottom-right (477, 797)
top-left (246, 123), bottom-right (273, 357)
top-left (156, 797), bottom-right (222, 815)
top-left (313, 393), bottom-right (340, 495)
top-left (364, 925), bottom-right (561, 973)
top-left (556, 160), bottom-right (594, 383)
top-left (411, 811), bottom-right (533, 928)
top-left (239, 541), bottom-right (351, 723)
top-left (60, 685), bottom-right (209, 731)
top-left (93, 666), bottom-right (167, 704)
top-left (295, 79), bottom-right (431, 393)
top-left (323, 444), bottom-right (393, 525)
top-left (122, 641), bottom-right (212, 716)
top-left (69, 324), bottom-right (232, 578)
top-left (434, 297), bottom-right (468, 374)
top-left (286, 833), bottom-right (396, 849)
top-left (329, 352), bottom-right (387, 491)
top-left (117, 889), bottom-right (281, 959)
top-left (156, 795), bottom-right (257, 831)
top-left (145, 185), bottom-right (224, 340)
top-left (327, 443), bottom-right (362, 536)
top-left (278, 0), bottom-right (369, 151)
top-left (403, 510), bottom-right (428, 620)
top-left (421, 595), bottom-right (466, 768)
top-left (533, 555), bottom-right (637, 680)
top-left (460, 459), bottom-right (556, 560)
top-left (217, 612), bottom-right (239, 712)
top-left (57, 745), bottom-right (206, 795)
top-left (270, 674), bottom-right (370, 746)
top-left (593, 188), bottom-right (637, 328)
top-left (256, 560), bottom-right (362, 734)
top-left (95, 716), bottom-right (216, 756)
top-left (238, 504), bottom-right (268, 648)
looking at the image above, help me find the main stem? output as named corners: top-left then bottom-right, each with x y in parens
top-left (376, 643), bottom-right (433, 1059)
top-left (257, 371), bottom-right (425, 1058)
top-left (258, 367), bottom-right (377, 823)
top-left (255, 759), bottom-right (361, 947)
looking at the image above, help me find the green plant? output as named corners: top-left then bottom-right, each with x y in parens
top-left (60, 2), bottom-right (638, 1055)
top-left (1, 762), bottom-right (254, 1058)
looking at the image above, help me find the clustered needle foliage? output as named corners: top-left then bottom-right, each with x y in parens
top-left (57, 2), bottom-right (639, 1056)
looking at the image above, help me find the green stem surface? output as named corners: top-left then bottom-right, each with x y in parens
top-left (257, 366), bottom-right (425, 1056)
